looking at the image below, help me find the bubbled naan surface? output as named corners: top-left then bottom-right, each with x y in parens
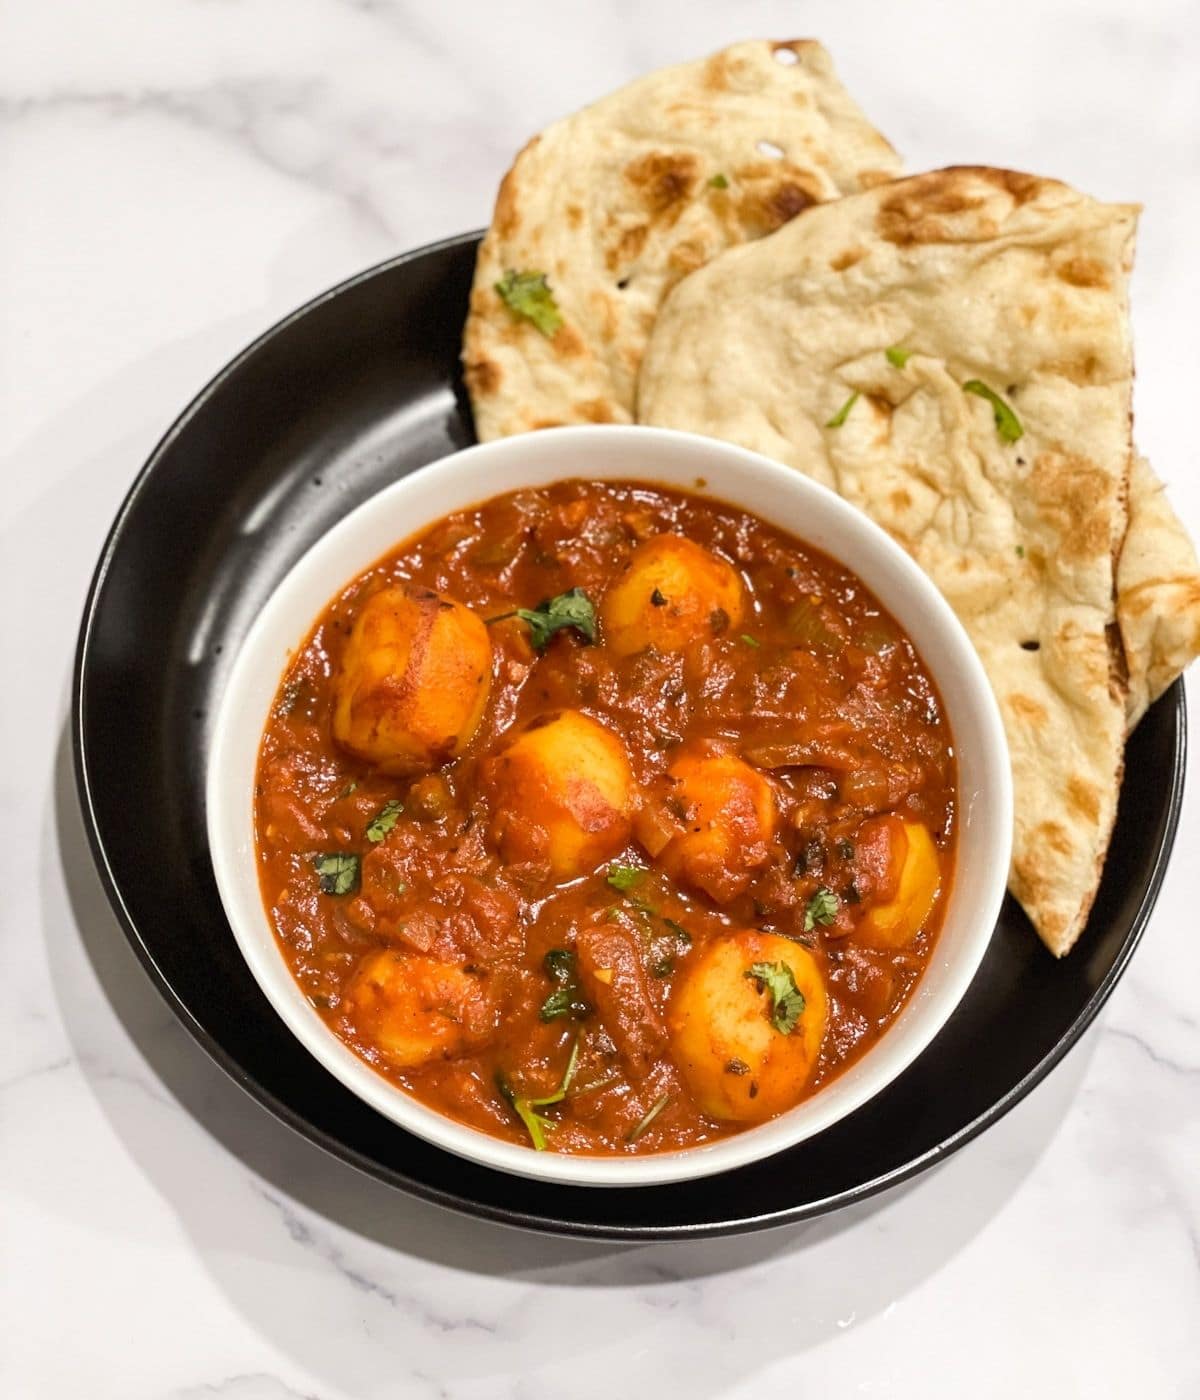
top-left (639, 167), bottom-right (1138, 957)
top-left (462, 39), bottom-right (900, 442)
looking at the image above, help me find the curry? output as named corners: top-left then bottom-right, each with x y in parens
top-left (254, 479), bottom-right (956, 1154)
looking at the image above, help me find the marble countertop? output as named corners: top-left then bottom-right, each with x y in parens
top-left (3, 1), bottom-right (1198, 1395)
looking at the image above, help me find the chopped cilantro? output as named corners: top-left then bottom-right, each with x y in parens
top-left (606, 864), bottom-right (645, 892)
top-left (885, 345), bottom-right (913, 368)
top-left (741, 633), bottom-right (761, 648)
top-left (743, 960), bottom-right (806, 1035)
top-left (826, 391), bottom-right (860, 428)
top-left (365, 798), bottom-right (403, 843)
top-left (963, 380), bottom-right (1024, 443)
top-left (663, 917), bottom-right (692, 946)
top-left (496, 1039), bottom-right (582, 1151)
top-left (626, 1093), bottom-right (671, 1143)
top-left (539, 949), bottom-right (591, 1022)
top-left (804, 886), bottom-right (839, 931)
top-left (708, 172), bottom-right (730, 189)
top-left (544, 949), bottom-right (576, 983)
top-left (488, 587), bottom-right (596, 650)
top-left (313, 852), bottom-right (360, 897)
top-left (1015, 544), bottom-right (1026, 558)
top-left (494, 269), bottom-right (563, 337)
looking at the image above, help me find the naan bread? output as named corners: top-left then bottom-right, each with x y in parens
top-left (639, 167), bottom-right (1138, 957)
top-left (1119, 457), bottom-right (1200, 728)
top-left (463, 40), bottom-right (900, 442)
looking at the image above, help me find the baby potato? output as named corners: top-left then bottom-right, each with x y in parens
top-left (482, 709), bottom-right (635, 880)
top-left (600, 535), bottom-right (745, 656)
top-left (857, 818), bottom-right (942, 948)
top-left (332, 585), bottom-right (492, 776)
top-left (342, 949), bottom-right (497, 1069)
top-left (657, 747), bottom-right (777, 904)
top-left (668, 930), bottom-right (827, 1123)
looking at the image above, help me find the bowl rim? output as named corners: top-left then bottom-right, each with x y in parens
top-left (205, 422), bottom-right (1014, 1187)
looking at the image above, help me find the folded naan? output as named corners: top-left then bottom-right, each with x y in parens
top-left (639, 167), bottom-right (1139, 956)
top-left (1117, 462), bottom-right (1200, 729)
top-left (463, 40), bottom-right (900, 442)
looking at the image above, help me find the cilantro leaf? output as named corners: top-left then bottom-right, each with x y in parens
top-left (313, 852), bottom-right (360, 896)
top-left (606, 864), bottom-right (645, 892)
top-left (496, 1039), bottom-right (582, 1150)
top-left (626, 1093), bottom-right (671, 1143)
top-left (741, 633), bottom-right (761, 648)
top-left (365, 798), bottom-right (403, 843)
top-left (663, 917), bottom-right (692, 946)
top-left (708, 172), bottom-right (729, 189)
top-left (743, 960), bottom-right (807, 1035)
top-left (539, 986), bottom-right (593, 1022)
top-left (885, 345), bottom-right (913, 368)
top-left (963, 380), bottom-right (1024, 443)
top-left (489, 587), bottom-right (596, 651)
top-left (825, 391), bottom-right (860, 429)
top-left (538, 949), bottom-right (591, 1022)
top-left (495, 1072), bottom-right (554, 1150)
top-left (804, 886), bottom-right (839, 931)
top-left (527, 1037), bottom-right (582, 1107)
top-left (543, 949), bottom-right (576, 984)
top-left (494, 269), bottom-right (563, 337)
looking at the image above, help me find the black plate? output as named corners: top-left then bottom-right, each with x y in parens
top-left (73, 232), bottom-right (1187, 1241)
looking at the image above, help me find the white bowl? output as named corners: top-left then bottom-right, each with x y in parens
top-left (207, 425), bottom-right (1012, 1187)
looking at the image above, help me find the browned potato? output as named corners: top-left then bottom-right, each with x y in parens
top-left (600, 534), bottom-right (745, 656)
top-left (482, 710), bottom-right (635, 880)
top-left (656, 746), bottom-right (776, 903)
top-left (857, 818), bottom-right (942, 949)
top-left (341, 949), bottom-right (498, 1068)
top-left (668, 930), bottom-right (827, 1122)
top-left (332, 584), bottom-right (491, 775)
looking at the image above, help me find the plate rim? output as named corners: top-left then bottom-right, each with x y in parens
top-left (70, 234), bottom-right (1190, 1241)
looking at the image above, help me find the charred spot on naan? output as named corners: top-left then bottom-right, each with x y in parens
top-left (1055, 254), bottom-right (1111, 289)
top-left (667, 238), bottom-right (711, 281)
top-left (1066, 776), bottom-right (1103, 825)
top-left (493, 138), bottom-right (540, 239)
top-left (1040, 351), bottom-right (1104, 385)
top-left (464, 356), bottom-right (502, 398)
top-left (1029, 451), bottom-right (1122, 563)
top-left (604, 222), bottom-right (650, 273)
top-left (1007, 693), bottom-right (1050, 728)
top-left (830, 246), bottom-right (867, 271)
top-left (726, 160), bottom-right (823, 235)
top-left (552, 324), bottom-right (587, 358)
top-left (876, 166), bottom-right (1050, 245)
top-left (624, 150), bottom-right (702, 216)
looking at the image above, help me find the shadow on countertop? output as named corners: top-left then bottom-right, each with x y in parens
top-left (43, 715), bottom-right (1094, 1390)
